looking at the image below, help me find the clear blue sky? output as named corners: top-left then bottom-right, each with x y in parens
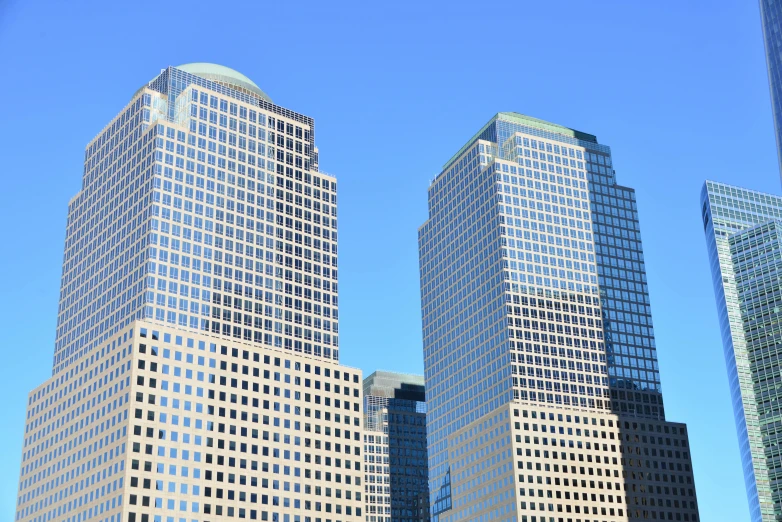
top-left (0, 0), bottom-right (774, 520)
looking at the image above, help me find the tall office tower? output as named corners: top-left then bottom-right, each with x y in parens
top-left (419, 113), bottom-right (700, 522)
top-left (760, 0), bottom-right (782, 179)
top-left (701, 180), bottom-right (782, 522)
top-left (16, 64), bottom-right (365, 522)
top-left (362, 371), bottom-right (429, 522)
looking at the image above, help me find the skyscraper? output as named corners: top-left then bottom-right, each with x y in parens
top-left (760, 0), bottom-right (782, 178)
top-left (419, 112), bottom-right (700, 522)
top-left (701, 180), bottom-right (782, 522)
top-left (362, 371), bottom-right (429, 522)
top-left (16, 64), bottom-right (365, 522)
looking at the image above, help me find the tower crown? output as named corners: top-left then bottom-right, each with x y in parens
top-left (175, 63), bottom-right (272, 102)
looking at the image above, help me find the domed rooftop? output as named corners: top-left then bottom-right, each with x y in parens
top-left (176, 63), bottom-right (272, 102)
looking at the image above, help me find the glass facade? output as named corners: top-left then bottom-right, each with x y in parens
top-left (54, 65), bottom-right (336, 376)
top-left (760, 0), bottom-right (782, 178)
top-left (420, 112), bottom-right (699, 521)
top-left (363, 371), bottom-right (429, 522)
top-left (590, 168), bottom-right (664, 418)
top-left (701, 180), bottom-right (782, 522)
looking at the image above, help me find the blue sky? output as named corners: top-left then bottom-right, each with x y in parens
top-left (0, 0), bottom-right (774, 520)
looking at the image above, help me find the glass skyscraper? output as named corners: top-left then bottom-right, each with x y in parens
top-left (363, 371), bottom-right (429, 522)
top-left (701, 180), bottom-right (782, 522)
top-left (419, 112), bottom-right (700, 522)
top-left (16, 64), bottom-right (365, 522)
top-left (760, 0), bottom-right (782, 177)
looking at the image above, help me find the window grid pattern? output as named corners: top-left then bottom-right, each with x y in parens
top-left (760, 0), bottom-right (782, 178)
top-left (702, 180), bottom-right (782, 522)
top-left (17, 327), bottom-right (134, 522)
top-left (54, 94), bottom-right (154, 374)
top-left (589, 162), bottom-right (664, 420)
top-left (54, 65), bottom-right (338, 377)
top-left (363, 373), bottom-right (428, 522)
top-left (419, 137), bottom-right (512, 517)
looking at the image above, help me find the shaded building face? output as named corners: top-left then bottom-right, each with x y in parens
top-left (420, 113), bottom-right (699, 521)
top-left (364, 371), bottom-right (429, 522)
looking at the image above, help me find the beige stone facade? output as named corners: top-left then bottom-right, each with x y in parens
top-left (18, 321), bottom-right (364, 522)
top-left (435, 402), bottom-right (698, 522)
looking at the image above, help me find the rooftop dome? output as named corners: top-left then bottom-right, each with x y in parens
top-left (176, 63), bottom-right (272, 102)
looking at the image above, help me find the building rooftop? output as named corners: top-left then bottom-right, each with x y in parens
top-left (364, 370), bottom-right (425, 401)
top-left (441, 112), bottom-right (597, 172)
top-left (175, 63), bottom-right (272, 102)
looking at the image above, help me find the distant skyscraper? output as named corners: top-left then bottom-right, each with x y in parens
top-left (419, 112), bottom-right (700, 522)
top-left (701, 180), bottom-right (782, 522)
top-left (760, 0), bottom-right (782, 178)
top-left (16, 64), bottom-right (364, 522)
top-left (362, 371), bottom-right (429, 522)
